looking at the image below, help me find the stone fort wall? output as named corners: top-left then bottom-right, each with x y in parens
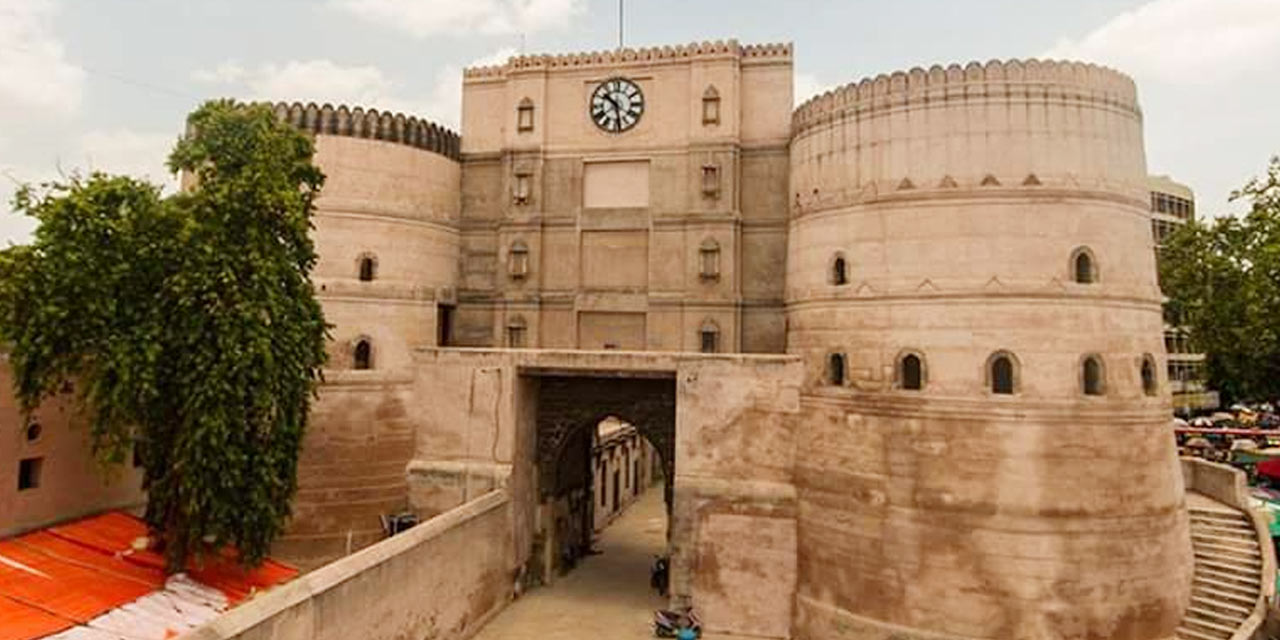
top-left (786, 60), bottom-right (1190, 639)
top-left (247, 53), bottom-right (1190, 639)
top-left (268, 103), bottom-right (462, 566)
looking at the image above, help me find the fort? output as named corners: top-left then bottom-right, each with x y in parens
top-left (3, 40), bottom-right (1272, 640)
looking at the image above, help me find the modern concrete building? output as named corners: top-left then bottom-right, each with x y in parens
top-left (4, 40), bottom-right (1273, 640)
top-left (1149, 175), bottom-right (1220, 413)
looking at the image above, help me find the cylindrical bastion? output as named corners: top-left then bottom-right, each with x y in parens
top-left (786, 60), bottom-right (1191, 639)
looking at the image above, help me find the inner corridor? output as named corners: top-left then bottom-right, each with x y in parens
top-left (472, 486), bottom-right (667, 640)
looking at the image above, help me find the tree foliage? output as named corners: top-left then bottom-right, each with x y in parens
top-left (1160, 156), bottom-right (1280, 405)
top-left (0, 100), bottom-right (328, 571)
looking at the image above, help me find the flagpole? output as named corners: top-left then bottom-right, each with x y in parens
top-left (618, 0), bottom-right (624, 49)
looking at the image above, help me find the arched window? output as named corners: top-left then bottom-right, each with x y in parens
top-left (1141, 354), bottom-right (1158, 396)
top-left (699, 319), bottom-right (719, 354)
top-left (988, 351), bottom-right (1017, 395)
top-left (827, 353), bottom-right (846, 386)
top-left (1082, 354), bottom-right (1105, 396)
top-left (508, 240), bottom-right (529, 279)
top-left (831, 254), bottom-right (848, 286)
top-left (353, 339), bottom-right (372, 370)
top-left (702, 85), bottom-right (721, 125)
top-left (358, 255), bottom-right (376, 282)
top-left (899, 352), bottom-right (924, 391)
top-left (699, 238), bottom-right (721, 280)
top-left (517, 97), bottom-right (535, 132)
top-left (1071, 247), bottom-right (1097, 284)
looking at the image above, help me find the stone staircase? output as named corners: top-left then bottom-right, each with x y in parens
top-left (1176, 500), bottom-right (1267, 640)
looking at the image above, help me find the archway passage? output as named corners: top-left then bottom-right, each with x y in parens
top-left (532, 374), bottom-right (675, 584)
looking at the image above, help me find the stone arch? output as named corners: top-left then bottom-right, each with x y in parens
top-left (1081, 353), bottom-right (1106, 396)
top-left (535, 376), bottom-right (677, 515)
top-left (827, 352), bottom-right (846, 386)
top-left (353, 336), bottom-right (373, 370)
top-left (1071, 246), bottom-right (1099, 284)
top-left (986, 350), bottom-right (1019, 395)
top-left (896, 349), bottom-right (926, 391)
top-left (830, 252), bottom-right (849, 286)
top-left (356, 252), bottom-right (377, 282)
top-left (1140, 353), bottom-right (1159, 396)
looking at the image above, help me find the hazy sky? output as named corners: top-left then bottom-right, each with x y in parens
top-left (2, 0), bottom-right (1278, 244)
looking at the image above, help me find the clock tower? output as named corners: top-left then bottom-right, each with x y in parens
top-left (456, 41), bottom-right (794, 353)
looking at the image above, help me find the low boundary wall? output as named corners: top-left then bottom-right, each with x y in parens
top-left (181, 490), bottom-right (512, 640)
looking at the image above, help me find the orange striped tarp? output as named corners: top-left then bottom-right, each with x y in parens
top-left (0, 511), bottom-right (298, 640)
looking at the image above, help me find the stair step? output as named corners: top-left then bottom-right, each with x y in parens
top-left (1192, 532), bottom-right (1261, 548)
top-left (1185, 604), bottom-right (1247, 625)
top-left (1192, 547), bottom-right (1264, 568)
top-left (1189, 594), bottom-right (1253, 617)
top-left (1194, 565), bottom-right (1262, 589)
top-left (1192, 576), bottom-right (1262, 602)
top-left (1180, 612), bottom-right (1242, 635)
top-left (1175, 624), bottom-right (1232, 640)
top-left (1189, 512), bottom-right (1250, 525)
top-left (1191, 523), bottom-right (1256, 538)
top-left (1195, 556), bottom-right (1262, 575)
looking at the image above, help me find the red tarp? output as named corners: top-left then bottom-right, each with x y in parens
top-left (1257, 458), bottom-right (1280, 480)
top-left (0, 511), bottom-right (298, 640)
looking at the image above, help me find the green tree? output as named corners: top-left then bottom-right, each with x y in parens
top-left (0, 100), bottom-right (328, 571)
top-left (1160, 156), bottom-right (1280, 405)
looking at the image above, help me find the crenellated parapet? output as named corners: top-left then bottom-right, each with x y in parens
top-left (793, 58), bottom-right (1138, 133)
top-left (463, 39), bottom-right (792, 79)
top-left (270, 102), bottom-right (460, 161)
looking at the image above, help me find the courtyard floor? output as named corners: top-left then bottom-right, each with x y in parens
top-left (471, 486), bottom-right (669, 640)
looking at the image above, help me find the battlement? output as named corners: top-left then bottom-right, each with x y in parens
top-left (271, 102), bottom-right (460, 161)
top-left (792, 59), bottom-right (1139, 134)
top-left (463, 39), bottom-right (792, 79)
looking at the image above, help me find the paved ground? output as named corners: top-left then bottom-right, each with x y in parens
top-left (472, 486), bottom-right (669, 640)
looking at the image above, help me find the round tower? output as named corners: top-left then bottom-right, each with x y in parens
top-left (786, 61), bottom-right (1190, 639)
top-left (269, 102), bottom-right (462, 565)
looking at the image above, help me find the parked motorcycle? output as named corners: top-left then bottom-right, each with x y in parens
top-left (653, 608), bottom-right (701, 639)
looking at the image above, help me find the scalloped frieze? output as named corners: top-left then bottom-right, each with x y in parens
top-left (464, 39), bottom-right (792, 79)
top-left (792, 58), bottom-right (1140, 134)
top-left (269, 101), bottom-right (461, 161)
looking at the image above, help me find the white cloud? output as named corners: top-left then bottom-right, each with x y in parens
top-left (330, 0), bottom-right (582, 37)
top-left (1046, 0), bottom-right (1280, 217)
top-left (192, 61), bottom-right (246, 84)
top-left (190, 49), bottom-right (515, 130)
top-left (75, 130), bottom-right (176, 187)
top-left (0, 0), bottom-right (85, 118)
top-left (794, 72), bottom-right (830, 107)
top-left (1045, 0), bottom-right (1280, 83)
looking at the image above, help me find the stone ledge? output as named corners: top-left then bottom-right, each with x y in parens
top-left (181, 490), bottom-right (508, 640)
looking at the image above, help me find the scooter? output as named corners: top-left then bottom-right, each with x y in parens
top-left (650, 555), bottom-right (669, 596)
top-left (653, 608), bottom-right (701, 639)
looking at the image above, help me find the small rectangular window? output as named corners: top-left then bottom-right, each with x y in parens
top-left (507, 326), bottom-right (526, 348)
top-left (513, 173), bottom-right (531, 205)
top-left (517, 103), bottom-right (535, 132)
top-left (701, 164), bottom-right (720, 198)
top-left (18, 457), bottom-right (42, 491)
top-left (700, 330), bottom-right (718, 354)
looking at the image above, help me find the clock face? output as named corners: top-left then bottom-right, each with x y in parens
top-left (590, 77), bottom-right (644, 133)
